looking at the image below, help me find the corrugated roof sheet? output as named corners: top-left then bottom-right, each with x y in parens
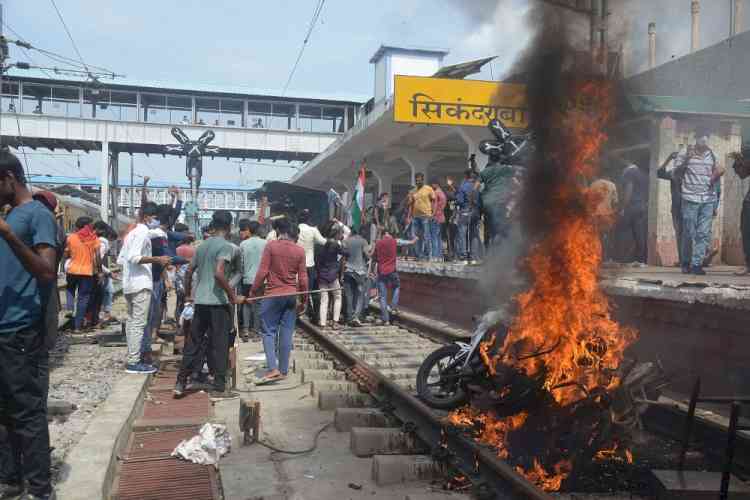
top-left (8, 68), bottom-right (369, 104)
top-left (627, 94), bottom-right (750, 117)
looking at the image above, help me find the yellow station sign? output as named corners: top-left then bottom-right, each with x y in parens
top-left (393, 75), bottom-right (528, 129)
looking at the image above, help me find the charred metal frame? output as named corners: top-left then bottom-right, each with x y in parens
top-left (298, 318), bottom-right (552, 500)
top-left (679, 377), bottom-right (750, 500)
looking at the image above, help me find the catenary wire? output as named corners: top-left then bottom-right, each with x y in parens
top-left (48, 0), bottom-right (91, 75)
top-left (281, 0), bottom-right (326, 96)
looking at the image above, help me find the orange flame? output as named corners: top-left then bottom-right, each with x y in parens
top-left (449, 79), bottom-right (639, 492)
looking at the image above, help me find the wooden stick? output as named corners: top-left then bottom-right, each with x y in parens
top-left (244, 287), bottom-right (343, 303)
top-left (232, 304), bottom-right (239, 390)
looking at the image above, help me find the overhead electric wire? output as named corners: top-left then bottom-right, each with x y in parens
top-left (281, 0), bottom-right (326, 96)
top-left (48, 0), bottom-right (91, 75)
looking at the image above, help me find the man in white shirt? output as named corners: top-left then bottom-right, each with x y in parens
top-left (297, 209), bottom-right (327, 319)
top-left (117, 201), bottom-right (171, 374)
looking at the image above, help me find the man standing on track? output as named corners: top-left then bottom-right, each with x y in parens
top-left (0, 152), bottom-right (58, 500)
top-left (174, 211), bottom-right (244, 400)
top-left (251, 218), bottom-right (308, 385)
top-left (117, 202), bottom-right (171, 374)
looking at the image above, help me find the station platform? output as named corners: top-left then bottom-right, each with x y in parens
top-left (393, 259), bottom-right (750, 397)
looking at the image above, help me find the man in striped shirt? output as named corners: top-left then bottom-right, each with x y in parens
top-left (676, 128), bottom-right (725, 275)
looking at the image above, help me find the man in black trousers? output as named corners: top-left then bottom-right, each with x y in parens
top-left (0, 152), bottom-right (58, 500)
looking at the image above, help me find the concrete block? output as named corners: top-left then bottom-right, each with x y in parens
top-left (350, 427), bottom-right (428, 457)
top-left (334, 408), bottom-right (397, 432)
top-left (318, 391), bottom-right (375, 410)
top-left (379, 369), bottom-right (419, 381)
top-left (310, 380), bottom-right (361, 396)
top-left (290, 351), bottom-right (327, 360)
top-left (301, 369), bottom-right (347, 383)
top-left (652, 469), bottom-right (750, 499)
top-left (371, 455), bottom-right (441, 486)
top-left (292, 359), bottom-right (335, 372)
top-left (365, 358), bottom-right (424, 370)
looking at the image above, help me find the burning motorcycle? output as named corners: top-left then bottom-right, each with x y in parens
top-left (416, 310), bottom-right (509, 410)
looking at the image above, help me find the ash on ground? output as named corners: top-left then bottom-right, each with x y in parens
top-left (48, 298), bottom-right (127, 484)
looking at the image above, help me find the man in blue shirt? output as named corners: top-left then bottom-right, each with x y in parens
top-left (0, 152), bottom-right (58, 500)
top-left (455, 169), bottom-right (481, 263)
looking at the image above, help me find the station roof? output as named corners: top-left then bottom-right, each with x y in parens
top-left (369, 45), bottom-right (449, 63)
top-left (28, 175), bottom-right (258, 192)
top-left (7, 68), bottom-right (369, 105)
top-left (626, 94), bottom-right (750, 118)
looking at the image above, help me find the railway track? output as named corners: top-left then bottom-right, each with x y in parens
top-left (295, 318), bottom-right (553, 500)
top-left (106, 310), bottom-right (749, 500)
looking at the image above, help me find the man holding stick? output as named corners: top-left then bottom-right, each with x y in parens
top-left (173, 210), bottom-right (244, 400)
top-left (251, 218), bottom-right (308, 385)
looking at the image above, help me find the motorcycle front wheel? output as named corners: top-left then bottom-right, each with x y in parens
top-left (416, 344), bottom-right (468, 410)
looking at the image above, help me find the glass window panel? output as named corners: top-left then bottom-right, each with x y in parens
top-left (2, 81), bottom-right (19, 113)
top-left (346, 106), bottom-right (355, 131)
top-left (248, 101), bottom-right (270, 129)
top-left (298, 104), bottom-right (323, 132)
top-left (22, 83), bottom-right (51, 114)
top-left (196, 98), bottom-right (220, 126)
top-left (220, 99), bottom-right (243, 127)
top-left (82, 88), bottom-right (111, 119)
top-left (167, 95), bottom-right (192, 125)
top-left (46, 86), bottom-right (79, 117)
top-left (141, 93), bottom-right (168, 123)
top-left (98, 90), bottom-right (138, 121)
top-left (269, 103), bottom-right (295, 130)
top-left (323, 107), bottom-right (346, 133)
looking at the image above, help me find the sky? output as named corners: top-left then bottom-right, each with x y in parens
top-left (4, 0), bottom-right (740, 186)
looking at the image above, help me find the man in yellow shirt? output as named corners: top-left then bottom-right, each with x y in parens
top-left (407, 173), bottom-right (435, 261)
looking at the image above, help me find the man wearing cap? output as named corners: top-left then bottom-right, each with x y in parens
top-left (676, 128), bottom-right (725, 275)
top-left (0, 153), bottom-right (58, 500)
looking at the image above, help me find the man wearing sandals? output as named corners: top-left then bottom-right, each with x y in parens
top-left (173, 211), bottom-right (245, 400)
top-left (251, 218), bottom-right (308, 385)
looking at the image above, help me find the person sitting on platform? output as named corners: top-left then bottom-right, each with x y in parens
top-left (251, 217), bottom-right (307, 385)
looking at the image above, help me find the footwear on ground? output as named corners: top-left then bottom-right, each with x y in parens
top-left (125, 363), bottom-right (157, 374)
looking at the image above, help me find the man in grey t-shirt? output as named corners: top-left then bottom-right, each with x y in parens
top-left (342, 228), bottom-right (370, 326)
top-left (175, 210), bottom-right (244, 400)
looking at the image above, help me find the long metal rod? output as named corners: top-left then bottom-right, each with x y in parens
top-left (245, 287), bottom-right (342, 303)
top-left (679, 377), bottom-right (701, 469)
top-left (721, 402), bottom-right (741, 500)
top-left (298, 318), bottom-right (552, 500)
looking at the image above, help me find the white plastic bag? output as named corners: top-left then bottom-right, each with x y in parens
top-left (171, 423), bottom-right (231, 467)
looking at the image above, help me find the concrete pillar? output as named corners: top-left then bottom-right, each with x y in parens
top-left (401, 151), bottom-right (436, 185)
top-left (721, 121), bottom-right (745, 265)
top-left (691, 1), bottom-right (700, 53)
top-left (648, 22), bottom-right (657, 69)
top-left (735, 0), bottom-right (744, 36)
top-left (100, 140), bottom-right (110, 221)
top-left (648, 116), bottom-right (678, 266)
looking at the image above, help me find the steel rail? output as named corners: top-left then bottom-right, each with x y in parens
top-left (298, 318), bottom-right (552, 500)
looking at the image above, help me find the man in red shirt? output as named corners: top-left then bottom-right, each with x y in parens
top-left (251, 218), bottom-right (308, 383)
top-left (430, 180), bottom-right (447, 262)
top-left (372, 225), bottom-right (416, 324)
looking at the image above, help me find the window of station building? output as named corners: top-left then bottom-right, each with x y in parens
top-left (2, 81), bottom-right (19, 113)
top-left (167, 95), bottom-right (192, 125)
top-left (346, 106), bottom-right (355, 131)
top-left (220, 99), bottom-right (243, 127)
top-left (83, 88), bottom-right (112, 119)
top-left (196, 98), bottom-right (220, 126)
top-left (21, 83), bottom-right (52, 115)
top-left (248, 101), bottom-right (271, 129)
top-left (96, 90), bottom-right (138, 121)
top-left (268, 102), bottom-right (295, 130)
top-left (50, 85), bottom-right (81, 117)
top-left (141, 93), bottom-right (169, 124)
top-left (298, 104), bottom-right (324, 133)
top-left (323, 107), bottom-right (346, 133)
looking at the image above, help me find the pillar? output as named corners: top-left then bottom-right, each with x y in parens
top-left (401, 151), bottom-right (436, 185)
top-left (648, 116), bottom-right (678, 266)
top-left (110, 151), bottom-right (119, 226)
top-left (691, 1), bottom-right (700, 53)
top-left (648, 22), bottom-right (657, 69)
top-left (735, 0), bottom-right (744, 36)
top-left (100, 140), bottom-right (110, 221)
top-left (721, 121), bottom-right (745, 265)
